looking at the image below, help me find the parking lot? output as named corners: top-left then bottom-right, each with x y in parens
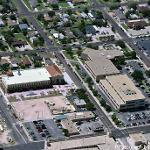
top-left (122, 60), bottom-right (144, 75)
top-left (24, 119), bottom-right (64, 141)
top-left (118, 111), bottom-right (150, 127)
top-left (121, 60), bottom-right (150, 97)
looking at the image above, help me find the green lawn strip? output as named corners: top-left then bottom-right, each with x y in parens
top-left (23, 0), bottom-right (33, 10)
top-left (59, 2), bottom-right (69, 8)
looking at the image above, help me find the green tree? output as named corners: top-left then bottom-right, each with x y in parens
top-left (116, 40), bottom-right (126, 48)
top-left (21, 17), bottom-right (28, 24)
top-left (51, 4), bottom-right (59, 10)
top-left (105, 105), bottom-right (112, 112)
top-left (129, 2), bottom-right (137, 10)
top-left (145, 70), bottom-right (150, 78)
top-left (86, 102), bottom-right (95, 111)
top-left (63, 129), bottom-right (69, 136)
top-left (100, 99), bottom-right (106, 107)
top-left (10, 14), bottom-right (16, 20)
top-left (131, 70), bottom-right (144, 82)
top-left (48, 11), bottom-right (55, 17)
top-left (37, 14), bottom-right (44, 21)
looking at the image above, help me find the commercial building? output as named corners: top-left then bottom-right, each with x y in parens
top-left (82, 48), bottom-right (124, 60)
top-left (47, 135), bottom-right (118, 150)
top-left (82, 48), bottom-right (121, 81)
top-left (137, 3), bottom-right (149, 12)
top-left (46, 65), bottom-right (64, 84)
top-left (68, 111), bottom-right (95, 121)
top-left (61, 118), bottom-right (79, 135)
top-left (74, 98), bottom-right (86, 108)
top-left (2, 65), bottom-right (63, 93)
top-left (89, 121), bottom-right (104, 132)
top-left (99, 74), bottom-right (146, 111)
top-left (85, 59), bottom-right (120, 81)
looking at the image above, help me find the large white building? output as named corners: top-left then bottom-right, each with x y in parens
top-left (2, 65), bottom-right (64, 93)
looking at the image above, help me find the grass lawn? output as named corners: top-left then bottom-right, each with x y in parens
top-left (59, 2), bottom-right (69, 8)
top-left (63, 51), bottom-right (76, 60)
top-left (123, 47), bottom-right (130, 52)
top-left (37, 4), bottom-right (45, 11)
top-left (122, 23), bottom-right (128, 30)
top-left (23, 0), bottom-right (33, 10)
top-left (98, 0), bottom-right (120, 3)
top-left (15, 33), bottom-right (27, 41)
top-left (0, 26), bottom-right (9, 34)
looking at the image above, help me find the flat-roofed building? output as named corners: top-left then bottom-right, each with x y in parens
top-left (61, 118), bottom-right (79, 136)
top-left (74, 99), bottom-right (86, 108)
top-left (68, 111), bottom-right (95, 121)
top-left (85, 57), bottom-right (120, 81)
top-left (2, 65), bottom-right (63, 93)
top-left (82, 48), bottom-right (123, 60)
top-left (82, 48), bottom-right (121, 81)
top-left (98, 27), bottom-right (115, 42)
top-left (47, 135), bottom-right (118, 150)
top-left (99, 74), bottom-right (146, 111)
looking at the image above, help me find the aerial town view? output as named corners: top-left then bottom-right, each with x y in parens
top-left (1, 0), bottom-right (150, 150)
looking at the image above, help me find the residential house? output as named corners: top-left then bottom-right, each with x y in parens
top-left (7, 18), bottom-right (18, 27)
top-left (85, 25), bottom-right (97, 35)
top-left (47, 0), bottom-right (58, 4)
top-left (12, 40), bottom-right (28, 48)
top-left (19, 23), bottom-right (29, 30)
top-left (21, 56), bottom-right (32, 67)
top-left (0, 19), bottom-right (4, 27)
top-left (137, 3), bottom-right (149, 12)
top-left (71, 0), bottom-right (86, 5)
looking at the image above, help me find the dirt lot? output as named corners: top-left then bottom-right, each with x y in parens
top-left (11, 96), bottom-right (75, 122)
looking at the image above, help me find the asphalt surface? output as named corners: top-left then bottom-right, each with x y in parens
top-left (92, 0), bottom-right (150, 68)
top-left (16, 0), bottom-right (150, 138)
top-left (57, 52), bottom-right (145, 140)
top-left (3, 0), bottom-right (150, 144)
top-left (3, 141), bottom-right (45, 150)
top-left (15, 0), bottom-right (59, 51)
top-left (55, 52), bottom-right (128, 138)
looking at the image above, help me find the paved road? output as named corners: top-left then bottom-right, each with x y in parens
top-left (14, 0), bottom-right (150, 141)
top-left (0, 95), bottom-right (29, 144)
top-left (17, 6), bottom-right (80, 17)
top-left (92, 0), bottom-right (150, 68)
top-left (56, 52), bottom-right (145, 140)
top-left (0, 39), bottom-right (117, 57)
top-left (4, 141), bottom-right (45, 150)
top-left (15, 0), bottom-right (58, 51)
top-left (55, 52), bottom-right (116, 131)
